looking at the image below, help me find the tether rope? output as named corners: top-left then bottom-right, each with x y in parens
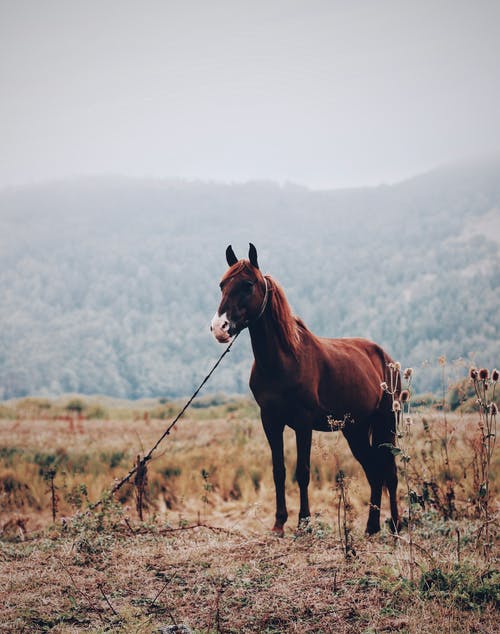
top-left (90, 332), bottom-right (240, 509)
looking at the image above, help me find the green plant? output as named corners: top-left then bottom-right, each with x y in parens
top-left (66, 398), bottom-right (86, 414)
top-left (449, 379), bottom-right (476, 411)
top-left (86, 404), bottom-right (109, 419)
top-left (419, 565), bottom-right (499, 610)
top-left (64, 483), bottom-right (89, 510)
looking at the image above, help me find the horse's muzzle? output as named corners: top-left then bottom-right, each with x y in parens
top-left (210, 312), bottom-right (233, 343)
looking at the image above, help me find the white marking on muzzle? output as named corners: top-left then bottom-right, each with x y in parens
top-left (211, 311), bottom-right (232, 343)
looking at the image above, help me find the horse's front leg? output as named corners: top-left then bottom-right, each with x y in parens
top-left (262, 417), bottom-right (287, 536)
top-left (295, 426), bottom-right (312, 526)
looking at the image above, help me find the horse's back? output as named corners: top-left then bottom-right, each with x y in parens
top-left (319, 336), bottom-right (392, 370)
top-left (314, 336), bottom-right (392, 418)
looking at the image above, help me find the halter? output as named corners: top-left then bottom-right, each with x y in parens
top-left (255, 276), bottom-right (269, 321)
top-left (245, 276), bottom-right (269, 327)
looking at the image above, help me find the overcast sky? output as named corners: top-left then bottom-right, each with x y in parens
top-left (1, 0), bottom-right (499, 189)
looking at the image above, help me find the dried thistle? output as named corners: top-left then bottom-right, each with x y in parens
top-left (327, 413), bottom-right (353, 431)
top-left (469, 367), bottom-right (479, 381)
top-left (400, 390), bottom-right (410, 403)
top-left (491, 368), bottom-right (499, 382)
top-left (403, 367), bottom-right (413, 381)
top-left (327, 416), bottom-right (345, 431)
top-left (479, 368), bottom-right (489, 381)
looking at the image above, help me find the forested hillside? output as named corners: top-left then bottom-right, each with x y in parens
top-left (1, 159), bottom-right (499, 399)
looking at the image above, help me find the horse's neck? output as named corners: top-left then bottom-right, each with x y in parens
top-left (248, 310), bottom-right (294, 371)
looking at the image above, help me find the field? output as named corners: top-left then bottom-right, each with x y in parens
top-left (0, 395), bottom-right (498, 633)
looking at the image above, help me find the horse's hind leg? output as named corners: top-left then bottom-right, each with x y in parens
top-left (372, 407), bottom-right (400, 533)
top-left (343, 428), bottom-right (383, 535)
top-left (385, 456), bottom-right (400, 533)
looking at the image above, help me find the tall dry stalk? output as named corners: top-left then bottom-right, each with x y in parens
top-left (382, 363), bottom-right (415, 580)
top-left (437, 356), bottom-right (457, 519)
top-left (134, 455), bottom-right (148, 521)
top-left (469, 367), bottom-right (497, 559)
top-left (335, 470), bottom-right (355, 558)
top-left (44, 467), bottom-right (59, 523)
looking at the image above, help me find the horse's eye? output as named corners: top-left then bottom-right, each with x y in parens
top-left (242, 280), bottom-right (255, 292)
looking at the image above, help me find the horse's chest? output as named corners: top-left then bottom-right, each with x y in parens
top-left (251, 376), bottom-right (317, 416)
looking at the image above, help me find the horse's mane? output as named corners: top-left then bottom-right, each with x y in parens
top-left (265, 275), bottom-right (308, 356)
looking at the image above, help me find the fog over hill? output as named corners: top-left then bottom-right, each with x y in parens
top-left (1, 159), bottom-right (499, 400)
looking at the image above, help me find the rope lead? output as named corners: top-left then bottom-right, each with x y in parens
top-left (90, 332), bottom-right (240, 509)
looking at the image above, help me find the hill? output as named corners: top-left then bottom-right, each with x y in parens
top-left (1, 158), bottom-right (499, 399)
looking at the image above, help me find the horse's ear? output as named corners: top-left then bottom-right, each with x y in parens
top-left (226, 245), bottom-right (238, 267)
top-left (248, 243), bottom-right (259, 269)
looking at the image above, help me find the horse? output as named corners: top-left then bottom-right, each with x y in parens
top-left (211, 243), bottom-right (400, 536)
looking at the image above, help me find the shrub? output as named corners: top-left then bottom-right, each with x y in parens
top-left (86, 405), bottom-right (109, 419)
top-left (448, 379), bottom-right (476, 411)
top-left (0, 469), bottom-right (38, 509)
top-left (66, 398), bottom-right (86, 414)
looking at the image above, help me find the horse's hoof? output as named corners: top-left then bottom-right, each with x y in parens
top-left (271, 525), bottom-right (285, 537)
top-left (295, 517), bottom-right (311, 535)
top-left (366, 524), bottom-right (381, 536)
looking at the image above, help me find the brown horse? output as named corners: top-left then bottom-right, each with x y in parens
top-left (211, 243), bottom-right (400, 536)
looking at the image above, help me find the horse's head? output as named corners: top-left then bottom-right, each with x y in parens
top-left (211, 243), bottom-right (269, 343)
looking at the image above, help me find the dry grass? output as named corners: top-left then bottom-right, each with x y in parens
top-left (1, 516), bottom-right (498, 633)
top-left (0, 402), bottom-right (498, 633)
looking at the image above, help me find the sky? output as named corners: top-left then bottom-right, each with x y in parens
top-left (1, 0), bottom-right (499, 190)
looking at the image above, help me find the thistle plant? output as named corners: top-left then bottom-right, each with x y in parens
top-left (381, 363), bottom-right (416, 579)
top-left (469, 366), bottom-right (497, 559)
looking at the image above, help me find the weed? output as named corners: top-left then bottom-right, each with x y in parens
top-left (0, 469), bottom-right (38, 510)
top-left (336, 470), bottom-right (355, 558)
top-left (469, 366), bottom-right (497, 559)
top-left (63, 483), bottom-right (89, 510)
top-left (419, 565), bottom-right (499, 610)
